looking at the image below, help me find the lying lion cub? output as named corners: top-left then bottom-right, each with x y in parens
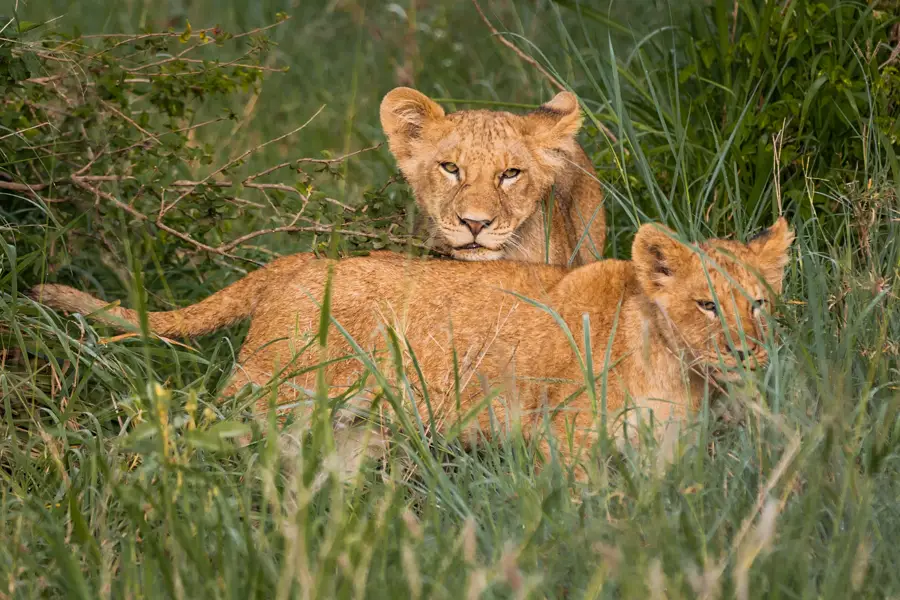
top-left (32, 218), bottom-right (792, 470)
top-left (380, 87), bottom-right (606, 266)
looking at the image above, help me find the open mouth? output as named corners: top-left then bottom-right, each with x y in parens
top-left (455, 243), bottom-right (482, 250)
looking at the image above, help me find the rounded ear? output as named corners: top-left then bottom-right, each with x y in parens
top-left (748, 217), bottom-right (795, 292)
top-left (526, 91), bottom-right (583, 150)
top-left (632, 223), bottom-right (691, 294)
top-left (380, 87), bottom-right (445, 158)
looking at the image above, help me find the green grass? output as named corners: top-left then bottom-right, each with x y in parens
top-left (2, 0), bottom-right (900, 597)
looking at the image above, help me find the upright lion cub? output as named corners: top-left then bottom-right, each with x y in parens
top-left (32, 219), bottom-right (793, 472)
top-left (380, 87), bottom-right (605, 266)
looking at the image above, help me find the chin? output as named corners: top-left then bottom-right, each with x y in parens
top-left (450, 247), bottom-right (506, 261)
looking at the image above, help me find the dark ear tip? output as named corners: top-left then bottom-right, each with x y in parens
top-left (750, 216), bottom-right (795, 246)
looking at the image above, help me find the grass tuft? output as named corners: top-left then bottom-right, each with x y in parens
top-left (2, 0), bottom-right (899, 597)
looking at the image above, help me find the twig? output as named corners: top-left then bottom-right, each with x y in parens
top-left (25, 75), bottom-right (68, 85)
top-left (100, 100), bottom-right (160, 145)
top-left (218, 224), bottom-right (425, 253)
top-left (9, 175), bottom-right (417, 259)
top-left (470, 0), bottom-right (618, 144)
top-left (69, 177), bottom-right (149, 223)
top-left (0, 122), bottom-right (52, 142)
top-left (0, 181), bottom-right (49, 192)
top-left (730, 0), bottom-right (739, 44)
top-left (471, 0), bottom-right (564, 91)
top-left (2, 173), bottom-right (353, 213)
top-left (879, 39), bottom-right (900, 69)
top-left (247, 143), bottom-right (382, 182)
top-left (122, 36), bottom-right (229, 73)
top-left (376, 175), bottom-right (398, 195)
top-left (127, 55), bottom-right (288, 75)
top-left (170, 179), bottom-right (309, 202)
top-left (158, 105), bottom-right (326, 217)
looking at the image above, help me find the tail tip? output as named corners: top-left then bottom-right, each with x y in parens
top-left (27, 284), bottom-right (48, 302)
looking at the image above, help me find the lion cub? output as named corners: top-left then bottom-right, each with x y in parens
top-left (380, 87), bottom-right (606, 266)
top-left (32, 219), bottom-right (793, 471)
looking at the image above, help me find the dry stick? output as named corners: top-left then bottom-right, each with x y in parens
top-left (471, 0), bottom-right (565, 91)
top-left (470, 0), bottom-right (618, 144)
top-left (123, 42), bottom-right (287, 75)
top-left (100, 100), bottom-right (160, 145)
top-left (730, 0), bottom-right (739, 44)
top-left (129, 54), bottom-right (288, 76)
top-left (69, 177), bottom-right (243, 260)
top-left (247, 143), bottom-right (383, 182)
top-left (26, 174), bottom-right (415, 259)
top-left (64, 178), bottom-right (419, 258)
top-left (79, 28), bottom-right (218, 62)
top-left (879, 39), bottom-right (900, 69)
top-left (158, 105), bottom-right (326, 218)
top-left (78, 117), bottom-right (228, 172)
top-left (1, 165), bottom-right (359, 213)
top-left (0, 121), bottom-right (52, 142)
top-left (218, 225), bottom-right (426, 254)
top-left (70, 18), bottom-right (289, 71)
top-left (25, 74), bottom-right (68, 85)
top-left (0, 181), bottom-right (49, 192)
top-left (121, 33), bottom-right (209, 72)
top-left (69, 177), bottom-right (149, 223)
top-left (3, 104), bottom-right (390, 258)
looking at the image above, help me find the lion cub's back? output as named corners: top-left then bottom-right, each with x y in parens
top-left (280, 251), bottom-right (566, 306)
top-left (259, 251), bottom-right (569, 346)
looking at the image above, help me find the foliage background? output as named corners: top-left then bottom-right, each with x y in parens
top-left (2, 0), bottom-right (899, 597)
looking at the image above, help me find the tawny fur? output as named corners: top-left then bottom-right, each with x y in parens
top-left (31, 219), bottom-right (793, 472)
top-left (380, 87), bottom-right (606, 266)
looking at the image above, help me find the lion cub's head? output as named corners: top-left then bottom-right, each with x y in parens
top-left (380, 87), bottom-right (583, 261)
top-left (633, 218), bottom-right (795, 381)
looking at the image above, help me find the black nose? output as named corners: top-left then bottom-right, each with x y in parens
top-left (459, 217), bottom-right (492, 236)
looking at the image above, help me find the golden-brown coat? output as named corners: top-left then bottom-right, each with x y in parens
top-left (32, 219), bottom-right (794, 470)
top-left (381, 87), bottom-right (606, 266)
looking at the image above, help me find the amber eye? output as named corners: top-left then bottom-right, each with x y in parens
top-left (440, 162), bottom-right (459, 174)
top-left (697, 300), bottom-right (718, 314)
top-left (501, 168), bottom-right (521, 180)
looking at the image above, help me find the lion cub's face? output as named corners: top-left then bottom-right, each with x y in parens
top-left (380, 87), bottom-right (583, 261)
top-left (633, 218), bottom-right (794, 381)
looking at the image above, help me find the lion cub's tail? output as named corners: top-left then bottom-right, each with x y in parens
top-left (30, 264), bottom-right (274, 338)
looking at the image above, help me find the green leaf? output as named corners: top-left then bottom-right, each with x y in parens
top-left (799, 74), bottom-right (829, 128)
top-left (179, 20), bottom-right (192, 43)
top-left (206, 420), bottom-right (252, 439)
top-left (17, 21), bottom-right (41, 33)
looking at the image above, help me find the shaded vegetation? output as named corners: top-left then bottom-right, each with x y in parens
top-left (2, 0), bottom-right (899, 597)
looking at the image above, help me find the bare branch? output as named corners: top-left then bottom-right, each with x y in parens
top-left (471, 0), bottom-right (564, 91)
top-left (0, 122), bottom-right (51, 141)
top-left (218, 224), bottom-right (426, 253)
top-left (100, 100), bottom-right (160, 145)
top-left (470, 0), bottom-right (618, 144)
top-left (69, 177), bottom-right (149, 223)
top-left (158, 105), bottom-right (326, 217)
top-left (247, 143), bottom-right (382, 182)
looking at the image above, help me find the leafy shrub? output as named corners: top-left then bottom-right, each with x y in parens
top-left (568, 0), bottom-right (899, 235)
top-left (0, 17), bottom-right (418, 305)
